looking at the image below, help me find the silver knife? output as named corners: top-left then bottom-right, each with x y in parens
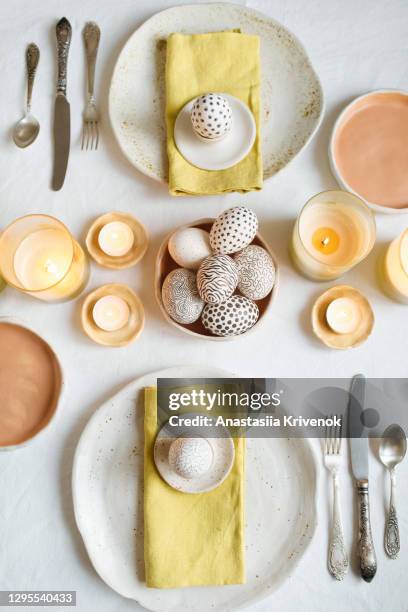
top-left (52, 17), bottom-right (72, 191)
top-left (349, 374), bottom-right (377, 582)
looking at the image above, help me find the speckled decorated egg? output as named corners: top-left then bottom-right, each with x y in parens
top-left (197, 255), bottom-right (238, 304)
top-left (191, 93), bottom-right (233, 141)
top-left (210, 207), bottom-right (258, 255)
top-left (168, 227), bottom-right (212, 270)
top-left (162, 268), bottom-right (204, 324)
top-left (201, 295), bottom-right (259, 337)
top-left (234, 245), bottom-right (276, 300)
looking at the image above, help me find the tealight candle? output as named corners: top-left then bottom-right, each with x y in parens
top-left (381, 229), bottom-right (408, 304)
top-left (98, 221), bottom-right (134, 257)
top-left (326, 297), bottom-right (362, 334)
top-left (291, 190), bottom-right (376, 281)
top-left (92, 295), bottom-right (130, 331)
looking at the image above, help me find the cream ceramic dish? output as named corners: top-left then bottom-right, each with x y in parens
top-left (109, 3), bottom-right (324, 183)
top-left (0, 317), bottom-right (63, 451)
top-left (154, 417), bottom-right (235, 494)
top-left (312, 285), bottom-right (374, 349)
top-left (330, 90), bottom-right (408, 214)
top-left (174, 94), bottom-right (256, 171)
top-left (81, 284), bottom-right (145, 347)
top-left (86, 212), bottom-right (148, 269)
top-left (155, 219), bottom-right (279, 341)
top-left (72, 366), bottom-right (318, 612)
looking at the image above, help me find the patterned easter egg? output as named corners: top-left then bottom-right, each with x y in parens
top-left (162, 268), bottom-right (204, 324)
top-left (197, 255), bottom-right (238, 304)
top-left (234, 245), bottom-right (276, 300)
top-left (168, 227), bottom-right (212, 270)
top-left (210, 207), bottom-right (258, 255)
top-left (191, 93), bottom-right (232, 141)
top-left (201, 295), bottom-right (259, 337)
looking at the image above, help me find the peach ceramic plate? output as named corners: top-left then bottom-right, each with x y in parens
top-left (330, 90), bottom-right (408, 213)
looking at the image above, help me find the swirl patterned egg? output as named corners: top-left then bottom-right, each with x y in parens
top-left (234, 245), bottom-right (276, 300)
top-left (197, 255), bottom-right (238, 304)
top-left (201, 295), bottom-right (259, 337)
top-left (162, 268), bottom-right (204, 324)
top-left (210, 206), bottom-right (258, 255)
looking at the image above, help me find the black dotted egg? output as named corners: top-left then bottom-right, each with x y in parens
top-left (191, 93), bottom-right (233, 140)
top-left (197, 255), bottom-right (238, 304)
top-left (162, 268), bottom-right (204, 324)
top-left (201, 295), bottom-right (259, 337)
top-left (210, 206), bottom-right (258, 255)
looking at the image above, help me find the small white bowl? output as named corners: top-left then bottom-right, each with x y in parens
top-left (329, 89), bottom-right (408, 215)
top-left (154, 415), bottom-right (235, 494)
top-left (174, 93), bottom-right (256, 171)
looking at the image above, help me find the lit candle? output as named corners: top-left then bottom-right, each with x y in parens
top-left (13, 229), bottom-right (72, 290)
top-left (291, 190), bottom-right (376, 281)
top-left (381, 229), bottom-right (408, 304)
top-left (326, 297), bottom-right (362, 334)
top-left (0, 215), bottom-right (89, 302)
top-left (98, 221), bottom-right (134, 257)
top-left (92, 295), bottom-right (130, 331)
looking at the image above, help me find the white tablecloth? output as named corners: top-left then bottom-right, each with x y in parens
top-left (1, 0), bottom-right (407, 610)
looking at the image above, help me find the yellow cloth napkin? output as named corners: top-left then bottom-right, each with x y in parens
top-left (144, 387), bottom-right (245, 588)
top-left (165, 31), bottom-right (262, 196)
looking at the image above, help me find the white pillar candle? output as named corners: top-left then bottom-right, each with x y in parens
top-left (98, 221), bottom-right (134, 257)
top-left (382, 229), bottom-right (408, 304)
top-left (326, 297), bottom-right (362, 334)
top-left (92, 295), bottom-right (130, 331)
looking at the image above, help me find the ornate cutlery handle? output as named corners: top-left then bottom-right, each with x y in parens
top-left (385, 469), bottom-right (399, 559)
top-left (328, 472), bottom-right (348, 580)
top-left (356, 479), bottom-right (377, 582)
top-left (83, 22), bottom-right (100, 98)
top-left (26, 43), bottom-right (39, 112)
top-left (56, 17), bottom-right (72, 95)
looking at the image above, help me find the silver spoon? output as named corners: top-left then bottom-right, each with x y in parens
top-left (379, 424), bottom-right (407, 559)
top-left (13, 43), bottom-right (40, 148)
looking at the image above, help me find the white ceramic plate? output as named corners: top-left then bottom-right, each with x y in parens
top-left (174, 94), bottom-right (256, 171)
top-left (109, 3), bottom-right (324, 183)
top-left (72, 366), bottom-right (317, 612)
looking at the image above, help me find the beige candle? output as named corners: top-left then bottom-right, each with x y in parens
top-left (326, 297), bottom-right (362, 334)
top-left (291, 190), bottom-right (376, 281)
top-left (92, 295), bottom-right (130, 331)
top-left (381, 229), bottom-right (408, 304)
top-left (98, 221), bottom-right (134, 257)
top-left (0, 215), bottom-right (89, 302)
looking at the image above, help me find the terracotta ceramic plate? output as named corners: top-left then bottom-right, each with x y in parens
top-left (72, 366), bottom-right (318, 612)
top-left (330, 90), bottom-right (408, 214)
top-left (109, 3), bottom-right (324, 183)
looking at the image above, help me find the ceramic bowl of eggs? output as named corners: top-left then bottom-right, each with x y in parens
top-left (155, 206), bottom-right (279, 341)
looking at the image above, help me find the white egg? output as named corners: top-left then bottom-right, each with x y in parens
top-left (234, 245), bottom-right (276, 300)
top-left (191, 93), bottom-right (233, 141)
top-left (168, 227), bottom-right (212, 270)
top-left (161, 268), bottom-right (204, 324)
top-left (169, 437), bottom-right (213, 479)
top-left (210, 206), bottom-right (258, 255)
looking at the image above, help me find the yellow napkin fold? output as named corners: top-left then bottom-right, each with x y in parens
top-left (144, 387), bottom-right (245, 588)
top-left (165, 31), bottom-right (262, 196)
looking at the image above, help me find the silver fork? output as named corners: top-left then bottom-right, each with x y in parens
top-left (324, 414), bottom-right (349, 580)
top-left (82, 22), bottom-right (100, 150)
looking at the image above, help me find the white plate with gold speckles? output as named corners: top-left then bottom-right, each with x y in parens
top-left (109, 3), bottom-right (324, 183)
top-left (72, 367), bottom-right (317, 612)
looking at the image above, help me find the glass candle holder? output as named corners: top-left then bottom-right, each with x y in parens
top-left (291, 190), bottom-right (376, 281)
top-left (0, 215), bottom-right (89, 302)
top-left (381, 229), bottom-right (408, 304)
